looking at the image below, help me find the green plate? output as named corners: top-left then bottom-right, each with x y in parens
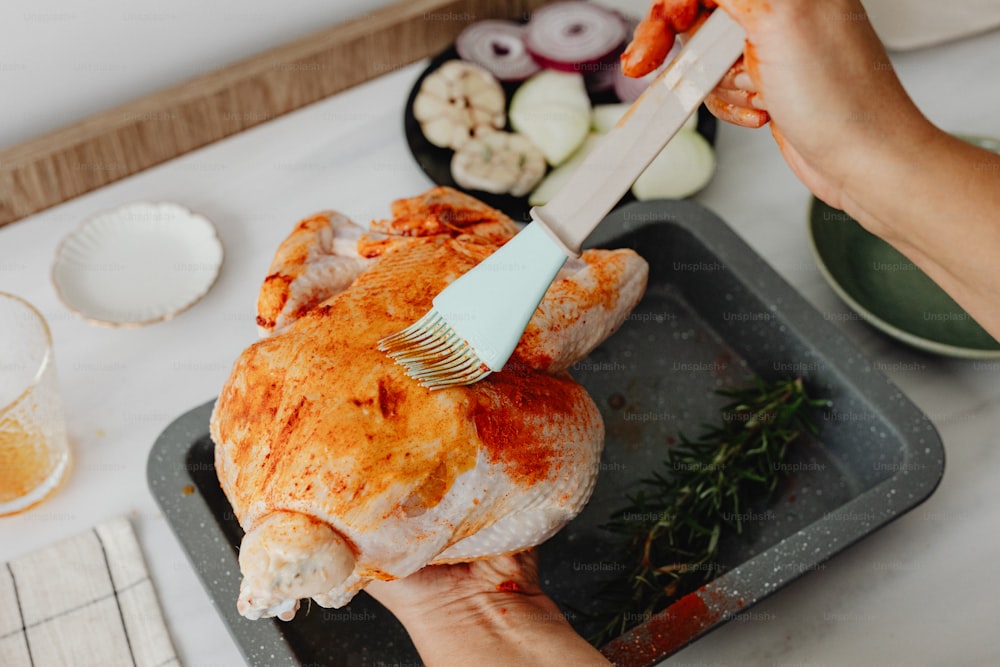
top-left (808, 135), bottom-right (1000, 358)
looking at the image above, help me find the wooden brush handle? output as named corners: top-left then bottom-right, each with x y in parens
top-left (531, 10), bottom-right (746, 256)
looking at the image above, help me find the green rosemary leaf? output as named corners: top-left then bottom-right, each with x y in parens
top-left (588, 376), bottom-right (830, 647)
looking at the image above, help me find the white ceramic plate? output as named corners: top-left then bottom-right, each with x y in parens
top-left (863, 0), bottom-right (1000, 51)
top-left (52, 202), bottom-right (223, 326)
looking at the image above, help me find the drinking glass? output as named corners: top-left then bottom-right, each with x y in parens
top-left (0, 292), bottom-right (71, 516)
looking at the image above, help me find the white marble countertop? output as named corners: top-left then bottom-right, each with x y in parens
top-left (2, 23), bottom-right (999, 667)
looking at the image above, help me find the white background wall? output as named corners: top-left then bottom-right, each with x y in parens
top-left (0, 0), bottom-right (656, 151)
top-left (1, 0), bottom-right (988, 151)
top-left (0, 0), bottom-right (404, 149)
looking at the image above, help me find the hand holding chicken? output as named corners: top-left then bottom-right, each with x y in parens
top-left (211, 188), bottom-right (647, 620)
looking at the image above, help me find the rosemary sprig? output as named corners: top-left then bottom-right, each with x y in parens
top-left (590, 376), bottom-right (830, 646)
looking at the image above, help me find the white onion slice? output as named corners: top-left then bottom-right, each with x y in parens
top-left (455, 20), bottom-right (542, 82)
top-left (524, 1), bottom-right (628, 72)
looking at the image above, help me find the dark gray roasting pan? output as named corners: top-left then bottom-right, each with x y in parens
top-left (149, 199), bottom-right (944, 667)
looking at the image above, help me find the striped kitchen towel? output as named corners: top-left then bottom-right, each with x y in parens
top-left (0, 516), bottom-right (179, 667)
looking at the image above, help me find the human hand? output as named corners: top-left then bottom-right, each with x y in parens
top-left (366, 550), bottom-right (611, 667)
top-left (365, 549), bottom-right (550, 626)
top-left (622, 2), bottom-right (1000, 352)
top-left (622, 0), bottom-right (935, 209)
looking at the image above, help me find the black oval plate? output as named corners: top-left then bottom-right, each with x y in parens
top-left (404, 47), bottom-right (718, 223)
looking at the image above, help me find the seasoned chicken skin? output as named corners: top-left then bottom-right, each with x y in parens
top-left (211, 188), bottom-right (648, 620)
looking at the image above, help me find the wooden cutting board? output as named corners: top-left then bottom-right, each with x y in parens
top-left (0, 0), bottom-right (548, 227)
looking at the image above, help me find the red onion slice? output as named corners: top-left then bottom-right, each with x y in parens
top-left (455, 20), bottom-right (542, 82)
top-left (613, 62), bottom-right (656, 102)
top-left (613, 42), bottom-right (680, 102)
top-left (524, 1), bottom-right (628, 72)
top-left (583, 52), bottom-right (622, 94)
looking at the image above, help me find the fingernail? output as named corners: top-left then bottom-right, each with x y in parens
top-left (733, 72), bottom-right (754, 91)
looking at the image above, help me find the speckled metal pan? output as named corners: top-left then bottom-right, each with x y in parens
top-left (148, 199), bottom-right (944, 667)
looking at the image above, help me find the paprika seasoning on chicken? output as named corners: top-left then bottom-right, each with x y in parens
top-left (472, 366), bottom-right (586, 487)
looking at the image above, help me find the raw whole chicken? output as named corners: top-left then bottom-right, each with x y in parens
top-left (210, 187), bottom-right (648, 620)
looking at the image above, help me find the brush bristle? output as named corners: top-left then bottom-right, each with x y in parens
top-left (378, 311), bottom-right (492, 389)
